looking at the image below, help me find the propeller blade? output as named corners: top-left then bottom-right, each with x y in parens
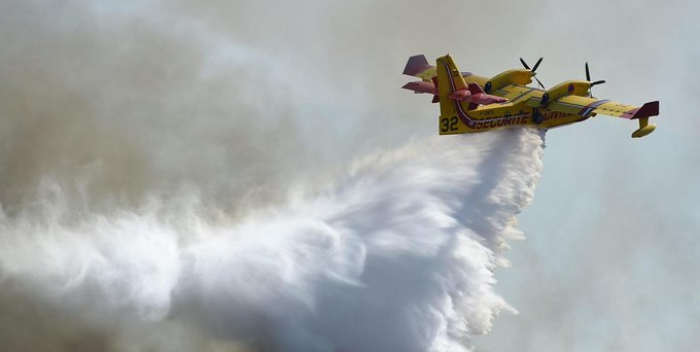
top-left (519, 57), bottom-right (530, 70)
top-left (590, 80), bottom-right (606, 87)
top-left (521, 57), bottom-right (545, 88)
top-left (535, 77), bottom-right (546, 90)
top-left (532, 57), bottom-right (543, 73)
top-left (585, 62), bottom-right (591, 82)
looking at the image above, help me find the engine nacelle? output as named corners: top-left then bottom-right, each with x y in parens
top-left (540, 80), bottom-right (591, 106)
top-left (484, 69), bottom-right (533, 93)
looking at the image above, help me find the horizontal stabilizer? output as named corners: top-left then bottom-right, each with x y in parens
top-left (402, 81), bottom-right (437, 95)
top-left (448, 83), bottom-right (507, 105)
top-left (467, 93), bottom-right (508, 105)
top-left (468, 83), bottom-right (485, 95)
top-left (403, 54), bottom-right (433, 76)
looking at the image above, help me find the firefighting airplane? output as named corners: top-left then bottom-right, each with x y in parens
top-left (402, 54), bottom-right (659, 138)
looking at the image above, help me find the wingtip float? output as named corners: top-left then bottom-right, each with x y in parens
top-left (403, 54), bottom-right (660, 139)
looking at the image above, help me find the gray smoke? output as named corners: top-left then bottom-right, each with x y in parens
top-left (0, 1), bottom-right (313, 216)
top-left (18, 1), bottom-right (699, 352)
top-left (0, 2), bottom-right (552, 351)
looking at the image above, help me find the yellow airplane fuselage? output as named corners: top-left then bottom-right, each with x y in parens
top-left (437, 91), bottom-right (587, 136)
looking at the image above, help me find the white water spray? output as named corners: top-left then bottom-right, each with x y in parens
top-left (0, 128), bottom-right (544, 352)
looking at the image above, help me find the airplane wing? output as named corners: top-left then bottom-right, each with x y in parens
top-left (526, 95), bottom-right (660, 137)
top-left (528, 95), bottom-right (659, 120)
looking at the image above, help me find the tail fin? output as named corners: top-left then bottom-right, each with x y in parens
top-left (436, 54), bottom-right (469, 117)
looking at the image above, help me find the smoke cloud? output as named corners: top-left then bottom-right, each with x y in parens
top-left (0, 1), bottom-right (314, 216)
top-left (0, 1), bottom-right (551, 351)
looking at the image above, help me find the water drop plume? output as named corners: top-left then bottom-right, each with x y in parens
top-left (0, 128), bottom-right (544, 351)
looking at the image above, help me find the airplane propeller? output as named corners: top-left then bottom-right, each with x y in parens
top-left (520, 57), bottom-right (546, 89)
top-left (585, 62), bottom-right (606, 97)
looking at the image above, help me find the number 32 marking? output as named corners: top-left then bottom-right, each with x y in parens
top-left (440, 116), bottom-right (458, 132)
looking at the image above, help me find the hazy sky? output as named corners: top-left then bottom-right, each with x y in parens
top-left (1, 0), bottom-right (698, 351)
top-left (466, 2), bottom-right (700, 351)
